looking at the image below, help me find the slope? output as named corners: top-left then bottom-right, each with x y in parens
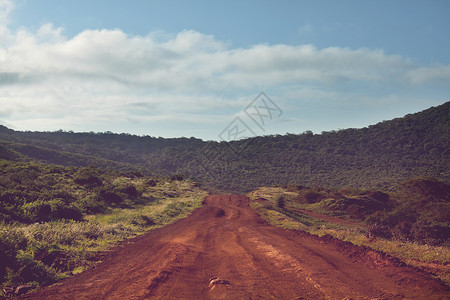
top-left (0, 101), bottom-right (448, 192)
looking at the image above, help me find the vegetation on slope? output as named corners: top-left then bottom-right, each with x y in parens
top-left (1, 101), bottom-right (449, 192)
top-left (249, 178), bottom-right (450, 284)
top-left (0, 159), bottom-right (207, 297)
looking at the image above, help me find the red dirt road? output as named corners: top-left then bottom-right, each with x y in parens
top-left (21, 195), bottom-right (449, 299)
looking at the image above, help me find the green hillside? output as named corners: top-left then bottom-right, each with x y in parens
top-left (0, 101), bottom-right (448, 192)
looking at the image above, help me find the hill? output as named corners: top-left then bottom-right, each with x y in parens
top-left (0, 101), bottom-right (449, 192)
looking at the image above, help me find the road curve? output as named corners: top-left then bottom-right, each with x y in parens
top-left (21, 194), bottom-right (449, 299)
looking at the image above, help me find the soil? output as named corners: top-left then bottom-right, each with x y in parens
top-left (19, 194), bottom-right (449, 299)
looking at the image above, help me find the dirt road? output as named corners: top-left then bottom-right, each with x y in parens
top-left (21, 194), bottom-right (449, 299)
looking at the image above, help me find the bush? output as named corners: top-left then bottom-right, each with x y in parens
top-left (400, 178), bottom-right (450, 203)
top-left (276, 196), bottom-right (285, 209)
top-left (0, 226), bottom-right (28, 281)
top-left (14, 251), bottom-right (56, 285)
top-left (303, 191), bottom-right (325, 204)
top-left (21, 200), bottom-right (83, 223)
top-left (98, 190), bottom-right (123, 205)
top-left (171, 175), bottom-right (183, 181)
top-left (22, 201), bottom-right (52, 223)
top-left (146, 179), bottom-right (157, 187)
top-left (114, 184), bottom-right (139, 198)
top-left (410, 220), bottom-right (449, 245)
top-left (367, 223), bottom-right (392, 239)
top-left (365, 180), bottom-right (450, 244)
top-left (48, 199), bottom-right (83, 221)
top-left (366, 191), bottom-right (390, 203)
top-left (77, 194), bottom-right (107, 214)
top-left (73, 168), bottom-right (103, 187)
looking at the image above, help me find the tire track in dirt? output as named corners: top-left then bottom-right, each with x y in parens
top-left (20, 194), bottom-right (449, 299)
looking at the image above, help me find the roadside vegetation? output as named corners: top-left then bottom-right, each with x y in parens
top-left (0, 159), bottom-right (207, 297)
top-left (249, 178), bottom-right (450, 284)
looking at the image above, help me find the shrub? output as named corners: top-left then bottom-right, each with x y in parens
top-left (73, 168), bottom-right (103, 187)
top-left (0, 226), bottom-right (28, 281)
top-left (146, 179), bottom-right (157, 187)
top-left (14, 250), bottom-right (56, 285)
top-left (410, 220), bottom-right (449, 245)
top-left (171, 175), bottom-right (183, 181)
top-left (99, 190), bottom-right (123, 205)
top-left (366, 191), bottom-right (390, 203)
top-left (47, 199), bottom-right (83, 221)
top-left (365, 180), bottom-right (450, 244)
top-left (303, 191), bottom-right (325, 204)
top-left (22, 201), bottom-right (52, 223)
top-left (367, 223), bottom-right (392, 239)
top-left (276, 196), bottom-right (285, 209)
top-left (21, 200), bottom-right (83, 223)
top-left (77, 194), bottom-right (107, 214)
top-left (400, 178), bottom-right (450, 203)
top-left (114, 184), bottom-right (139, 198)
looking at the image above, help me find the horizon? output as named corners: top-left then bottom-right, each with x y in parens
top-left (1, 99), bottom-right (446, 141)
top-left (1, 0), bottom-right (449, 140)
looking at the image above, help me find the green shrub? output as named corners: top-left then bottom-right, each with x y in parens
top-left (47, 199), bottom-right (83, 221)
top-left (0, 226), bottom-right (28, 281)
top-left (276, 195), bottom-right (285, 209)
top-left (73, 168), bottom-right (103, 187)
top-left (97, 190), bottom-right (123, 205)
top-left (410, 220), bottom-right (449, 245)
top-left (114, 184), bottom-right (139, 198)
top-left (21, 200), bottom-right (83, 223)
top-left (400, 178), bottom-right (450, 203)
top-left (77, 194), bottom-right (107, 214)
top-left (367, 223), bottom-right (392, 239)
top-left (366, 190), bottom-right (390, 203)
top-left (146, 179), bottom-right (157, 187)
top-left (303, 191), bottom-right (325, 204)
top-left (14, 250), bottom-right (56, 285)
top-left (22, 201), bottom-right (52, 223)
top-left (365, 180), bottom-right (450, 244)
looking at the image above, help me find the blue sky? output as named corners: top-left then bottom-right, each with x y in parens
top-left (1, 0), bottom-right (449, 140)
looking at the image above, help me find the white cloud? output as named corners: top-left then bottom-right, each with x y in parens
top-left (406, 65), bottom-right (450, 85)
top-left (0, 0), bottom-right (13, 25)
top-left (0, 25), bottom-right (412, 91)
top-left (0, 18), bottom-right (448, 138)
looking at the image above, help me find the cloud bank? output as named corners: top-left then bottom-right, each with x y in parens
top-left (0, 3), bottom-right (449, 138)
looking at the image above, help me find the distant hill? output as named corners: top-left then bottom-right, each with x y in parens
top-left (1, 101), bottom-right (448, 192)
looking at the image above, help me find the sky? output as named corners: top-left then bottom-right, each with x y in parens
top-left (0, 0), bottom-right (449, 141)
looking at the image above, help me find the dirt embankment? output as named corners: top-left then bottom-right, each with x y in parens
top-left (20, 194), bottom-right (449, 299)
